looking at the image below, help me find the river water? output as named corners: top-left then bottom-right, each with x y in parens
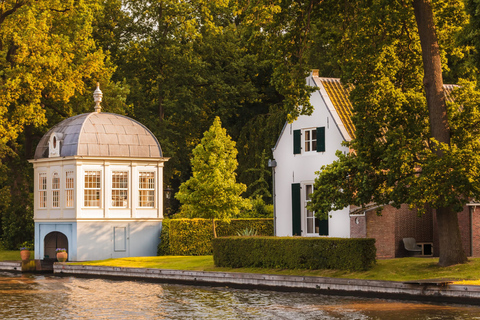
top-left (1, 272), bottom-right (480, 319)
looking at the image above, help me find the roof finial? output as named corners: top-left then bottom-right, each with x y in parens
top-left (93, 82), bottom-right (103, 113)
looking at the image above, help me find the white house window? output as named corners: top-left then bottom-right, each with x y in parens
top-left (65, 171), bottom-right (74, 208)
top-left (305, 184), bottom-right (319, 235)
top-left (52, 173), bottom-right (60, 208)
top-left (139, 172), bottom-right (155, 207)
top-left (304, 129), bottom-right (317, 152)
top-left (39, 173), bottom-right (47, 208)
top-left (84, 171), bottom-right (101, 207)
top-left (112, 171), bottom-right (128, 207)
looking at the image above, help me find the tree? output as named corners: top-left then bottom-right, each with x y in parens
top-left (175, 117), bottom-right (251, 224)
top-left (308, 0), bottom-right (476, 266)
top-left (0, 0), bottom-right (116, 248)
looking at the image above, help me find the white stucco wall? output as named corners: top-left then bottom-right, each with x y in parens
top-left (273, 76), bottom-right (350, 238)
top-left (76, 221), bottom-right (161, 261)
top-left (31, 157), bottom-right (166, 261)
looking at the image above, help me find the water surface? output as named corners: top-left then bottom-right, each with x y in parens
top-left (1, 272), bottom-right (480, 319)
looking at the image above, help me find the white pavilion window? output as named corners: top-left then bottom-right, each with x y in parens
top-left (139, 172), bottom-right (155, 207)
top-left (65, 171), bottom-right (74, 208)
top-left (112, 171), bottom-right (128, 207)
top-left (84, 171), bottom-right (101, 207)
top-left (39, 173), bottom-right (47, 208)
top-left (52, 173), bottom-right (60, 208)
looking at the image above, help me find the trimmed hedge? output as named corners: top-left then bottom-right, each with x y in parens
top-left (157, 219), bottom-right (171, 255)
top-left (158, 218), bottom-right (273, 256)
top-left (212, 237), bottom-right (376, 271)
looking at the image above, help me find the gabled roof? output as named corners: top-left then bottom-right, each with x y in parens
top-left (312, 72), bottom-right (458, 142)
top-left (272, 71), bottom-right (458, 151)
top-left (313, 76), bottom-right (355, 141)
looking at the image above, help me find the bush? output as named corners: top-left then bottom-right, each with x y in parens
top-left (169, 219), bottom-right (214, 256)
top-left (212, 237), bottom-right (376, 271)
top-left (158, 218), bottom-right (273, 256)
top-left (157, 219), bottom-right (171, 255)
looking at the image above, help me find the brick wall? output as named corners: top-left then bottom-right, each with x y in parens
top-left (457, 206), bottom-right (472, 256)
top-left (392, 204), bottom-right (433, 257)
top-left (365, 208), bottom-right (396, 259)
top-left (353, 204), bottom-right (474, 259)
top-left (471, 206), bottom-right (480, 257)
top-left (350, 215), bottom-right (366, 238)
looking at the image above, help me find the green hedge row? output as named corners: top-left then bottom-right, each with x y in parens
top-left (212, 237), bottom-right (376, 271)
top-left (158, 218), bottom-right (274, 256)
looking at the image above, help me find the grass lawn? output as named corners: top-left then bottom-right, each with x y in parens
top-left (0, 250), bottom-right (33, 261)
top-left (70, 255), bottom-right (480, 284)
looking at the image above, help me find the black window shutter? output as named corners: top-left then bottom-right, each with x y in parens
top-left (317, 127), bottom-right (325, 152)
top-left (318, 216), bottom-right (329, 236)
top-left (291, 183), bottom-right (301, 236)
top-left (293, 130), bottom-right (301, 154)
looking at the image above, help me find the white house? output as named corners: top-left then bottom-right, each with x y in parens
top-left (29, 85), bottom-right (168, 261)
top-left (272, 70), bottom-right (353, 238)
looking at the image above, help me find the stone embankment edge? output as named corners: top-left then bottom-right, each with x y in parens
top-left (53, 263), bottom-right (480, 305)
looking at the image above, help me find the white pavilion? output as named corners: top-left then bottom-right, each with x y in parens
top-left (29, 85), bottom-right (168, 261)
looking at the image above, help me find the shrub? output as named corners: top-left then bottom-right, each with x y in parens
top-left (157, 219), bottom-right (171, 256)
top-left (158, 218), bottom-right (273, 256)
top-left (169, 219), bottom-right (214, 256)
top-left (212, 237), bottom-right (376, 271)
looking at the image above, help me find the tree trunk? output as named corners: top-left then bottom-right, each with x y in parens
top-left (413, 0), bottom-right (467, 266)
top-left (436, 207), bottom-right (467, 266)
top-left (212, 219), bottom-right (217, 238)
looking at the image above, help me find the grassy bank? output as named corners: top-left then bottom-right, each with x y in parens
top-left (0, 250), bottom-right (33, 261)
top-left (71, 256), bottom-right (480, 284)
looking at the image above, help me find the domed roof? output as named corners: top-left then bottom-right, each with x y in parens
top-left (34, 112), bottom-right (162, 159)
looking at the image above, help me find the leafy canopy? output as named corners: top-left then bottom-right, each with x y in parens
top-left (308, 0), bottom-right (480, 218)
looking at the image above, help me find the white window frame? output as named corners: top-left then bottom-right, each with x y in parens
top-left (65, 170), bottom-right (74, 208)
top-left (39, 173), bottom-right (47, 208)
top-left (111, 171), bottom-right (129, 208)
top-left (304, 183), bottom-right (319, 236)
top-left (138, 171), bottom-right (155, 208)
top-left (303, 128), bottom-right (317, 153)
top-left (84, 171), bottom-right (101, 207)
top-left (52, 172), bottom-right (60, 208)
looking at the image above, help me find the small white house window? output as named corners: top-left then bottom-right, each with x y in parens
top-left (139, 172), bottom-right (155, 207)
top-left (39, 173), bottom-right (47, 208)
top-left (305, 184), bottom-right (319, 235)
top-left (65, 171), bottom-right (74, 208)
top-left (84, 171), bottom-right (101, 207)
top-left (52, 173), bottom-right (60, 208)
top-left (304, 129), bottom-right (317, 152)
top-left (112, 171), bottom-right (128, 207)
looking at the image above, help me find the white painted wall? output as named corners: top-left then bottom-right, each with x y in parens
top-left (76, 221), bottom-right (161, 261)
top-left (273, 75), bottom-right (350, 238)
top-left (31, 157), bottom-right (166, 261)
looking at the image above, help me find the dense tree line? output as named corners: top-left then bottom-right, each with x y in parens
top-left (0, 0), bottom-right (479, 264)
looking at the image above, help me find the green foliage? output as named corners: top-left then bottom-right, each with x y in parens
top-left (157, 220), bottom-right (171, 256)
top-left (215, 219), bottom-right (274, 238)
top-left (239, 196), bottom-right (273, 218)
top-left (176, 117), bottom-right (251, 220)
top-left (236, 227), bottom-right (258, 237)
top-left (213, 237), bottom-right (376, 271)
top-left (158, 218), bottom-right (273, 256)
top-left (308, 0), bottom-right (480, 218)
top-left (168, 219), bottom-right (214, 256)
